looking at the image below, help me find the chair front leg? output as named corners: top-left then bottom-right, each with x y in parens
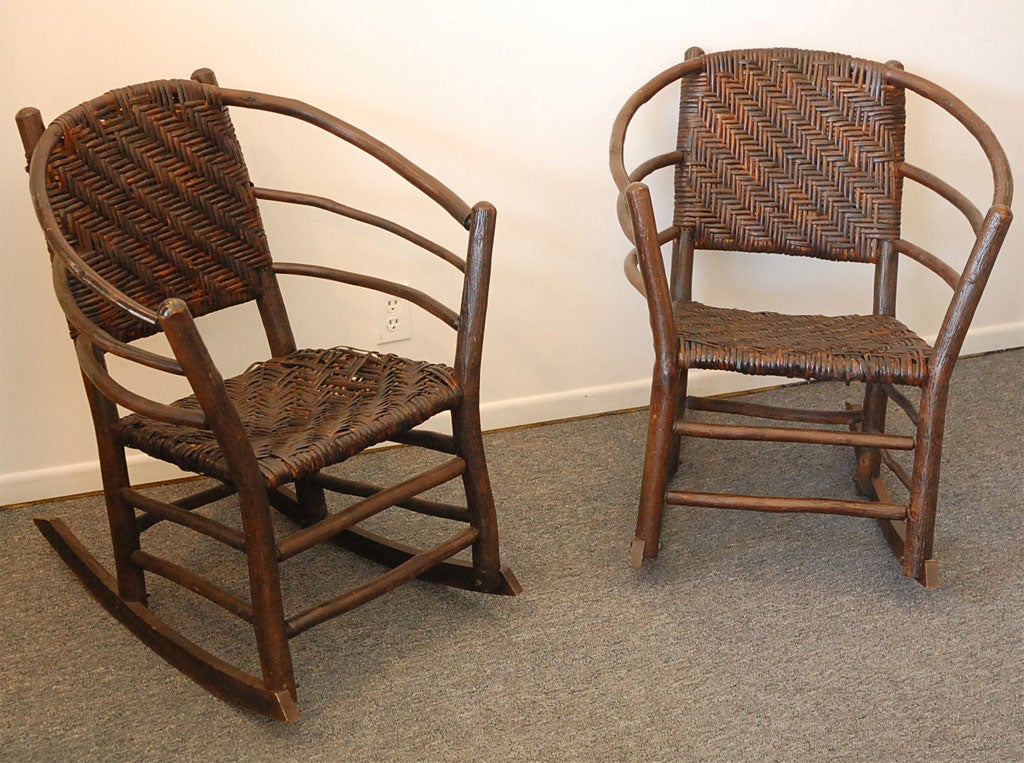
top-left (631, 359), bottom-right (682, 568)
top-left (904, 383), bottom-right (947, 582)
top-left (451, 397), bottom-right (502, 591)
top-left (237, 481), bottom-right (296, 698)
top-left (665, 367), bottom-right (689, 480)
top-left (160, 298), bottom-right (295, 696)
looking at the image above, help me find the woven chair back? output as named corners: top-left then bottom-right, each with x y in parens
top-left (43, 79), bottom-right (272, 341)
top-left (674, 49), bottom-right (906, 262)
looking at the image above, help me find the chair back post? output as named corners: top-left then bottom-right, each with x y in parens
top-left (857, 237), bottom-right (901, 492)
top-left (15, 107), bottom-right (44, 171)
top-left (673, 226), bottom-right (694, 302)
top-left (873, 60), bottom-right (905, 319)
top-left (873, 240), bottom-right (899, 317)
top-left (254, 267), bottom-right (299, 357)
top-left (453, 202), bottom-right (496, 396)
top-left (191, 67), bottom-right (218, 86)
top-left (188, 68), bottom-right (299, 358)
top-left (668, 47), bottom-right (705, 303)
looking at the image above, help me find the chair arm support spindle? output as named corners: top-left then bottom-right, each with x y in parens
top-left (254, 187), bottom-right (466, 271)
top-left (624, 183), bottom-right (677, 364)
top-left (930, 205), bottom-right (1014, 378)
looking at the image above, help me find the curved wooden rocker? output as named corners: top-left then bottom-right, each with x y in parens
top-left (17, 68), bottom-right (519, 721)
top-left (611, 48), bottom-right (1013, 586)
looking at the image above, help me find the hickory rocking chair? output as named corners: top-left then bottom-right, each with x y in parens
top-left (17, 68), bottom-right (520, 721)
top-left (611, 47), bottom-right (1013, 586)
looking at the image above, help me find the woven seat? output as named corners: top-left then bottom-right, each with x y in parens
top-left (675, 302), bottom-right (931, 385)
top-left (18, 69), bottom-right (519, 721)
top-left (612, 47), bottom-right (1013, 586)
top-left (117, 348), bottom-right (461, 488)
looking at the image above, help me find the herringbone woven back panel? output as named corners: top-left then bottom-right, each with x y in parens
top-left (44, 79), bottom-right (272, 341)
top-left (674, 49), bottom-right (906, 262)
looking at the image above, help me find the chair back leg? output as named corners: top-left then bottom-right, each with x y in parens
top-left (82, 373), bottom-right (147, 603)
top-left (294, 478), bottom-right (329, 523)
top-left (855, 382), bottom-right (889, 495)
top-left (856, 242), bottom-right (900, 495)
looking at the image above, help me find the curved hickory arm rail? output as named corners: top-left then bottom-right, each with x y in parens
top-left (52, 259), bottom-right (185, 375)
top-left (272, 262), bottom-right (460, 329)
top-left (609, 57), bottom-right (706, 195)
top-left (901, 163), bottom-right (983, 234)
top-left (610, 54), bottom-right (1013, 302)
top-left (74, 335), bottom-right (207, 428)
top-left (609, 51), bottom-right (706, 240)
top-left (254, 187), bottom-right (466, 272)
top-left (629, 151), bottom-right (686, 184)
top-left (886, 68), bottom-right (1013, 208)
top-left (214, 87), bottom-right (474, 227)
top-left (893, 239), bottom-right (960, 289)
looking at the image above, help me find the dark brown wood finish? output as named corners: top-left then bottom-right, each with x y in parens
top-left (612, 48), bottom-right (1013, 585)
top-left (18, 70), bottom-right (519, 720)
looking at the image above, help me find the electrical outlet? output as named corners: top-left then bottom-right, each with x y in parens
top-left (378, 294), bottom-right (412, 344)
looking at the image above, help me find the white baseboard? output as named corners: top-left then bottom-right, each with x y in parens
top-left (477, 367), bottom-right (794, 431)
top-left (951, 320), bottom-right (1024, 356)
top-left (1, 457), bottom-right (191, 509)
top-left (4, 321), bottom-right (1020, 507)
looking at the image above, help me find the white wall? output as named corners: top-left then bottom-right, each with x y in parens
top-left (2, 0), bottom-right (1021, 504)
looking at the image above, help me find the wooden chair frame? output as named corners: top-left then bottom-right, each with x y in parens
top-left (610, 47), bottom-right (1013, 587)
top-left (17, 68), bottom-right (520, 721)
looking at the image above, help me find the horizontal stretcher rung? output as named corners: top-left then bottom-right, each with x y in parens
top-left (386, 429), bottom-right (458, 455)
top-left (130, 550), bottom-right (253, 622)
top-left (311, 472), bottom-right (469, 521)
top-left (277, 457), bottom-right (466, 560)
top-left (686, 396), bottom-right (864, 425)
top-left (136, 482), bottom-right (238, 532)
top-left (665, 490), bottom-right (907, 520)
top-left (122, 488), bottom-right (246, 550)
top-left (285, 527), bottom-right (477, 637)
top-left (673, 420), bottom-right (915, 450)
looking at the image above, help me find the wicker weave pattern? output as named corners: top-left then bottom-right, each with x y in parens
top-left (116, 348), bottom-right (461, 487)
top-left (45, 79), bottom-right (272, 341)
top-left (674, 301), bottom-right (931, 385)
top-left (674, 49), bottom-right (905, 262)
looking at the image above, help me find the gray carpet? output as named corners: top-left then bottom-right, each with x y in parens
top-left (2, 350), bottom-right (1021, 762)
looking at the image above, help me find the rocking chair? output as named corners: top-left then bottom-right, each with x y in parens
top-left (17, 68), bottom-right (520, 721)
